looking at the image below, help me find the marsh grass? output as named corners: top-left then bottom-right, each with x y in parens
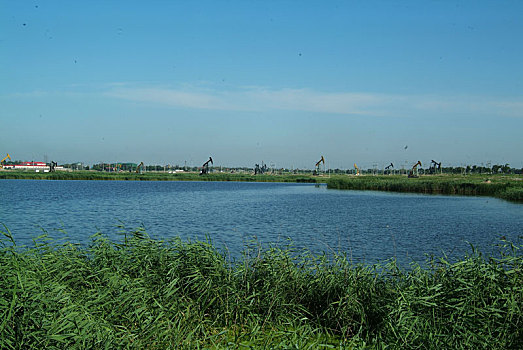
top-left (327, 174), bottom-right (523, 202)
top-left (2, 171), bottom-right (522, 202)
top-left (0, 170), bottom-right (318, 184)
top-left (1, 226), bottom-right (521, 349)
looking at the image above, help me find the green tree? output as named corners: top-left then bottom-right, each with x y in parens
top-left (501, 163), bottom-right (511, 174)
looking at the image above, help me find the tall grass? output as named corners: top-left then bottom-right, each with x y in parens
top-left (327, 174), bottom-right (523, 202)
top-left (0, 170), bottom-right (319, 184)
top-left (1, 227), bottom-right (521, 349)
top-left (3, 171), bottom-right (522, 201)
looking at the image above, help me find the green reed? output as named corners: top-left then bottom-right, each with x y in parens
top-left (0, 170), bottom-right (319, 184)
top-left (327, 174), bottom-right (523, 202)
top-left (3, 171), bottom-right (522, 202)
top-left (1, 227), bottom-right (521, 349)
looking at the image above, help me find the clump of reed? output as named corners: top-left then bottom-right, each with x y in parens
top-left (0, 170), bottom-right (320, 184)
top-left (1, 227), bottom-right (521, 349)
top-left (327, 174), bottom-right (523, 202)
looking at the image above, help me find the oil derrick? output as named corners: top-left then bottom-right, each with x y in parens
top-left (408, 161), bottom-right (422, 178)
top-left (313, 156), bottom-right (325, 176)
top-left (254, 162), bottom-right (268, 175)
top-left (385, 162), bottom-right (394, 174)
top-left (200, 157), bottom-right (213, 175)
top-left (429, 160), bottom-right (442, 174)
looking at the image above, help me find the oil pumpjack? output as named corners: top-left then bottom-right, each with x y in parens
top-left (385, 162), bottom-right (394, 174)
top-left (200, 157), bottom-right (213, 175)
top-left (313, 156), bottom-right (325, 175)
top-left (0, 153), bottom-right (11, 169)
top-left (429, 160), bottom-right (442, 174)
top-left (408, 161), bottom-right (422, 178)
top-left (136, 162), bottom-right (145, 174)
top-left (254, 162), bottom-right (268, 175)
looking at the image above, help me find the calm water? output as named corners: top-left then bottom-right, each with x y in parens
top-left (1, 179), bottom-right (522, 266)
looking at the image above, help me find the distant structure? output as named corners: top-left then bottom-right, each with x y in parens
top-left (408, 161), bottom-right (422, 178)
top-left (200, 157), bottom-right (213, 175)
top-left (254, 162), bottom-right (268, 175)
top-left (0, 153), bottom-right (11, 168)
top-left (429, 160), bottom-right (442, 174)
top-left (313, 156), bottom-right (325, 176)
top-left (385, 162), bottom-right (394, 175)
top-left (136, 162), bottom-right (145, 174)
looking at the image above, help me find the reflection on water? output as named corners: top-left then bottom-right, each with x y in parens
top-left (1, 179), bottom-right (522, 266)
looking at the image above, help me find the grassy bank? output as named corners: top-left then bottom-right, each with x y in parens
top-left (326, 174), bottom-right (523, 202)
top-left (0, 170), bottom-right (318, 184)
top-left (2, 171), bottom-right (523, 202)
top-left (1, 228), bottom-right (521, 349)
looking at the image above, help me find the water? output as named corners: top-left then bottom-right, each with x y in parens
top-left (1, 179), bottom-right (522, 266)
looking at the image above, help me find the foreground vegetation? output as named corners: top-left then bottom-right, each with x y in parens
top-left (327, 174), bottom-right (523, 202)
top-left (1, 228), bottom-right (521, 349)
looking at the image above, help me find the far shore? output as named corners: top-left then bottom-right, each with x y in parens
top-left (1, 170), bottom-right (522, 202)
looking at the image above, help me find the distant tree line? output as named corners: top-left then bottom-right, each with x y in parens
top-left (326, 163), bottom-right (521, 175)
top-left (3, 160), bottom-right (522, 175)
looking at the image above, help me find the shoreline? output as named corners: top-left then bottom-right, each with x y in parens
top-left (326, 174), bottom-right (523, 202)
top-left (1, 171), bottom-right (522, 202)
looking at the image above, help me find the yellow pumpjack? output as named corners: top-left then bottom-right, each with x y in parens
top-left (1, 153), bottom-right (11, 168)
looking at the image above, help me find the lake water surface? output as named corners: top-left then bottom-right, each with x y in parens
top-left (1, 179), bottom-right (522, 266)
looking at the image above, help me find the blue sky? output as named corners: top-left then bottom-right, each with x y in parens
top-left (1, 1), bottom-right (522, 169)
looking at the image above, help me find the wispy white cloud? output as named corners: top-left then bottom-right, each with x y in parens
top-left (107, 87), bottom-right (237, 111)
top-left (105, 86), bottom-right (398, 115)
top-left (6, 85), bottom-right (522, 118)
top-left (104, 85), bottom-right (523, 118)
